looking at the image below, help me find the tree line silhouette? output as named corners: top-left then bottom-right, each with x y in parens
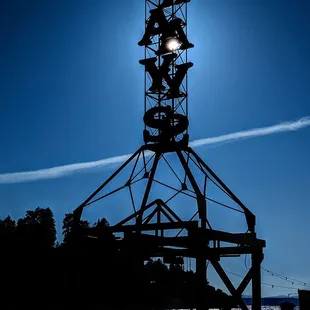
top-left (0, 207), bottom-right (235, 309)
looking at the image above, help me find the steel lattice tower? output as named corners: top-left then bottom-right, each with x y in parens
top-left (73, 1), bottom-right (265, 310)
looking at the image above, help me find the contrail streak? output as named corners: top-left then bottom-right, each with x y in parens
top-left (1, 117), bottom-right (309, 184)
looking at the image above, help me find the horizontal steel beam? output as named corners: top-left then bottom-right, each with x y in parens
top-left (84, 226), bottom-right (265, 250)
top-left (117, 235), bottom-right (263, 258)
top-left (189, 228), bottom-right (266, 247)
top-left (110, 221), bottom-right (198, 232)
top-left (152, 246), bottom-right (260, 257)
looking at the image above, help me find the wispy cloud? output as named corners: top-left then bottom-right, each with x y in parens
top-left (1, 117), bottom-right (309, 184)
top-left (189, 116), bottom-right (310, 147)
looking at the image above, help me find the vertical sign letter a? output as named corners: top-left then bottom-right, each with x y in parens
top-left (138, 8), bottom-right (169, 46)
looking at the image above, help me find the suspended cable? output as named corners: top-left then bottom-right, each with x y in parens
top-left (243, 255), bottom-right (310, 288)
top-left (224, 269), bottom-right (305, 291)
top-left (261, 267), bottom-right (310, 288)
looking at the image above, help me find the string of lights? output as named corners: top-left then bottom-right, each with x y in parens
top-left (244, 254), bottom-right (310, 288)
top-left (261, 267), bottom-right (310, 287)
top-left (185, 256), bottom-right (309, 293)
top-left (224, 269), bottom-right (303, 292)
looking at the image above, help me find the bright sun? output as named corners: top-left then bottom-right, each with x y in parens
top-left (166, 38), bottom-right (182, 51)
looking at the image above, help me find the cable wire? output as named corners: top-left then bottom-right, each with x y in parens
top-left (243, 255), bottom-right (310, 288)
top-left (261, 267), bottom-right (310, 288)
top-left (224, 269), bottom-right (305, 291)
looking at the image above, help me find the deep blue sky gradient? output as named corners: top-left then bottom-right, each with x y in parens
top-left (1, 0), bottom-right (310, 296)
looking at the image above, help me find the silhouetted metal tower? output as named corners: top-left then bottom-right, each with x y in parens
top-left (73, 1), bottom-right (265, 310)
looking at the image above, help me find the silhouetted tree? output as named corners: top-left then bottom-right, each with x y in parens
top-left (0, 215), bottom-right (16, 230)
top-left (0, 216), bottom-right (16, 249)
top-left (0, 208), bottom-right (57, 305)
top-left (94, 217), bottom-right (110, 228)
top-left (16, 207), bottom-right (56, 249)
top-left (62, 212), bottom-right (90, 244)
top-left (0, 215), bottom-right (16, 234)
top-left (0, 209), bottom-right (236, 309)
top-left (92, 217), bottom-right (116, 247)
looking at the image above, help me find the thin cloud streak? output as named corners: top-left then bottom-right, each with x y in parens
top-left (189, 116), bottom-right (310, 147)
top-left (1, 117), bottom-right (309, 184)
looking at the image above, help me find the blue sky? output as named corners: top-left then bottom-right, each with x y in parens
top-left (1, 0), bottom-right (310, 297)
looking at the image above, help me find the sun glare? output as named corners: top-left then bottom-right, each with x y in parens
top-left (166, 38), bottom-right (182, 51)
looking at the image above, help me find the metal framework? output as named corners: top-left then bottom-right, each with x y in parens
top-left (73, 1), bottom-right (265, 310)
top-left (140, 0), bottom-right (192, 150)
